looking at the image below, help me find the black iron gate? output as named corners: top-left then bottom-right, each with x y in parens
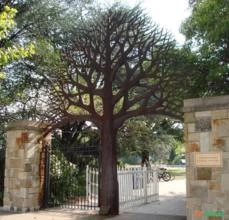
top-left (44, 144), bottom-right (100, 209)
top-left (0, 147), bottom-right (5, 206)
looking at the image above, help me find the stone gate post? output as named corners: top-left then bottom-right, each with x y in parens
top-left (184, 95), bottom-right (229, 220)
top-left (3, 120), bottom-right (50, 212)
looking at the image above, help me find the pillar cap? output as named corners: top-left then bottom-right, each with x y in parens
top-left (6, 120), bottom-right (50, 132)
top-left (183, 95), bottom-right (229, 113)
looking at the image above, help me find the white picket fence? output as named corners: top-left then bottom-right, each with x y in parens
top-left (86, 166), bottom-right (159, 209)
top-left (86, 166), bottom-right (99, 207)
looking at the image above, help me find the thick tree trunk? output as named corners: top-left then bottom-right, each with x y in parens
top-left (99, 120), bottom-right (119, 215)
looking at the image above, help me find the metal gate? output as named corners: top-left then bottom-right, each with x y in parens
top-left (45, 143), bottom-right (100, 209)
top-left (0, 147), bottom-right (5, 206)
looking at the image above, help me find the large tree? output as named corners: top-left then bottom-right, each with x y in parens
top-left (118, 116), bottom-right (183, 166)
top-left (0, 1), bottom-right (94, 205)
top-left (0, 0), bottom-right (96, 124)
top-left (41, 5), bottom-right (189, 215)
top-left (181, 0), bottom-right (229, 96)
top-left (0, 4), bottom-right (37, 133)
top-left (0, 4), bottom-right (36, 206)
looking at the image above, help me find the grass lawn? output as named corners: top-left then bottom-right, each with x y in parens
top-left (167, 168), bottom-right (186, 179)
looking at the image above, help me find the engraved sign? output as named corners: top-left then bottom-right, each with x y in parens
top-left (194, 152), bottom-right (222, 167)
top-left (195, 117), bottom-right (211, 132)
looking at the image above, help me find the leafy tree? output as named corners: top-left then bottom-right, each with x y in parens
top-left (0, 0), bottom-right (94, 206)
top-left (0, 4), bottom-right (35, 206)
top-left (40, 4), bottom-right (190, 215)
top-left (181, 0), bottom-right (229, 96)
top-left (0, 6), bottom-right (35, 71)
top-left (53, 121), bottom-right (100, 166)
top-left (0, 0), bottom-right (95, 121)
top-left (49, 120), bottom-right (100, 207)
top-left (0, 5), bottom-right (35, 114)
top-left (118, 116), bottom-right (184, 166)
top-left (118, 117), bottom-right (155, 166)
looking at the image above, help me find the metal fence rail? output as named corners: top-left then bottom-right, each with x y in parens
top-left (47, 146), bottom-right (99, 210)
top-left (86, 166), bottom-right (159, 210)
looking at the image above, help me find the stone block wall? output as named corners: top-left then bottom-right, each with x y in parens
top-left (184, 95), bottom-right (229, 220)
top-left (3, 120), bottom-right (50, 212)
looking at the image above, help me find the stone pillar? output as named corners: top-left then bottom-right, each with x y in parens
top-left (3, 120), bottom-right (50, 212)
top-left (184, 95), bottom-right (229, 220)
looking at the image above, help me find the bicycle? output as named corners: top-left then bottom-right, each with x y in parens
top-left (158, 168), bottom-right (175, 181)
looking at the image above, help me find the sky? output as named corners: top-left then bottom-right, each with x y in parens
top-left (99, 0), bottom-right (191, 45)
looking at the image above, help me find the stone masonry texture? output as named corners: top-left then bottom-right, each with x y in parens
top-left (184, 95), bottom-right (229, 220)
top-left (3, 120), bottom-right (50, 212)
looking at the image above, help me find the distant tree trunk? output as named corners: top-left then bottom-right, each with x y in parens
top-left (141, 150), bottom-right (151, 168)
top-left (99, 112), bottom-right (119, 215)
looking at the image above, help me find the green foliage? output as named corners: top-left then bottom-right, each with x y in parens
top-left (49, 145), bottom-right (86, 206)
top-left (0, 6), bottom-right (17, 39)
top-left (181, 0), bottom-right (229, 96)
top-left (0, 0), bottom-right (96, 208)
top-left (168, 141), bottom-right (185, 165)
top-left (0, 6), bottom-right (35, 68)
top-left (49, 121), bottom-right (100, 206)
top-left (182, 0), bottom-right (228, 44)
top-left (0, 0), bottom-right (95, 121)
top-left (0, 5), bottom-right (37, 123)
top-left (118, 116), bottom-right (184, 165)
top-left (0, 43), bottom-right (35, 67)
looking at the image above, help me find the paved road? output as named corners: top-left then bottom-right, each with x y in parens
top-left (0, 212), bottom-right (186, 220)
top-left (0, 179), bottom-right (186, 220)
top-left (126, 179), bottom-right (186, 216)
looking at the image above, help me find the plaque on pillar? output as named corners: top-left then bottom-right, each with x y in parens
top-left (194, 152), bottom-right (222, 167)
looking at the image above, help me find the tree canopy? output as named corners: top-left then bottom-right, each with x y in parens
top-left (44, 5), bottom-right (189, 126)
top-left (0, 5), bottom-right (35, 73)
top-left (0, 5), bottom-right (36, 124)
top-left (118, 116), bottom-right (184, 166)
top-left (0, 0), bottom-right (95, 124)
top-left (181, 0), bottom-right (229, 96)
